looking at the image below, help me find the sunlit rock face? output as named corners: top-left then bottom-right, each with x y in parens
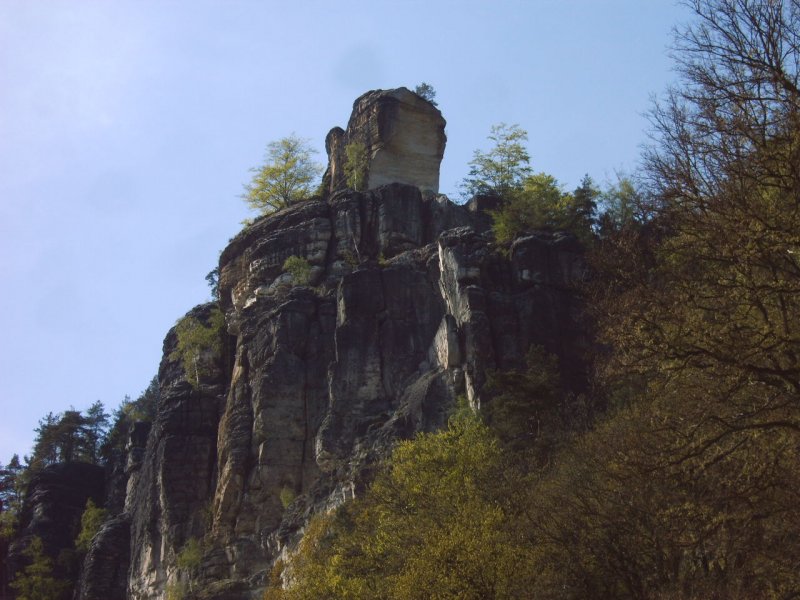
top-left (325, 87), bottom-right (446, 194)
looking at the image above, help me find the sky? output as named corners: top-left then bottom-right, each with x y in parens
top-left (0, 0), bottom-right (691, 461)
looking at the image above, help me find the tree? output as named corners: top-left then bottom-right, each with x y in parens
top-left (84, 401), bottom-right (109, 464)
top-left (242, 135), bottom-right (323, 214)
top-left (276, 413), bottom-right (536, 599)
top-left (461, 123), bottom-right (532, 199)
top-left (579, 1), bottom-right (800, 595)
top-left (205, 267), bottom-right (219, 301)
top-left (74, 499), bottom-right (107, 554)
top-left (596, 174), bottom-right (642, 235)
top-left (566, 174), bottom-right (600, 236)
top-left (603, 0), bottom-right (800, 423)
top-left (10, 536), bottom-right (70, 600)
top-left (343, 141), bottom-right (368, 191)
top-left (100, 377), bottom-right (159, 463)
top-left (489, 172), bottom-right (565, 243)
top-left (413, 82), bottom-right (438, 106)
top-left (0, 455), bottom-right (23, 514)
top-left (170, 308), bottom-right (225, 387)
top-left (484, 346), bottom-right (569, 461)
top-left (28, 409), bottom-right (102, 468)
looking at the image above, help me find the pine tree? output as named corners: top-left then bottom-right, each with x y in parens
top-left (10, 536), bottom-right (69, 600)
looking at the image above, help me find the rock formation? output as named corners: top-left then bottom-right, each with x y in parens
top-left (324, 87), bottom-right (446, 195)
top-left (116, 182), bottom-right (588, 599)
top-left (4, 88), bottom-right (590, 600)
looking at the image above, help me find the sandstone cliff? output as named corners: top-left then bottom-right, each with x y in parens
top-left (324, 87), bottom-right (446, 195)
top-left (116, 185), bottom-right (588, 599)
top-left (41, 88), bottom-right (590, 600)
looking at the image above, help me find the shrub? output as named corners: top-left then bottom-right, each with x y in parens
top-left (75, 498), bottom-right (107, 554)
top-left (282, 256), bottom-right (312, 286)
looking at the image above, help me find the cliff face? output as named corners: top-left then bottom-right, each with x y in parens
top-left (118, 183), bottom-right (588, 599)
top-left (324, 87), bottom-right (446, 195)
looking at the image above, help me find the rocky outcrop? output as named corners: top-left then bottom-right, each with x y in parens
top-left (53, 90), bottom-right (592, 600)
top-left (77, 515), bottom-right (130, 600)
top-left (126, 303), bottom-right (231, 599)
top-left (117, 181), bottom-right (589, 600)
top-left (0, 83), bottom-right (603, 600)
top-left (130, 182), bottom-right (583, 598)
top-left (324, 87), bottom-right (446, 195)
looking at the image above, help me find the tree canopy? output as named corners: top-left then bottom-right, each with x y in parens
top-left (461, 123), bottom-right (532, 199)
top-left (242, 135), bottom-right (323, 214)
top-left (27, 402), bottom-right (109, 470)
top-left (413, 82), bottom-right (437, 106)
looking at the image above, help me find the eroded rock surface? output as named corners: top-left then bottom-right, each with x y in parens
top-left (324, 87), bottom-right (446, 194)
top-left (126, 303), bottom-right (231, 599)
top-left (77, 515), bottom-right (130, 600)
top-left (117, 183), bottom-right (588, 599)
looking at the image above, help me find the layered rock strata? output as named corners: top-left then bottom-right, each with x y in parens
top-left (324, 87), bottom-right (446, 194)
top-left (120, 182), bottom-right (588, 599)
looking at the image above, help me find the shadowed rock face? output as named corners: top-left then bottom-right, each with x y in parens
top-left (77, 515), bottom-right (130, 600)
top-left (119, 183), bottom-right (589, 599)
top-left (324, 87), bottom-right (446, 194)
top-left (126, 303), bottom-right (231, 599)
top-left (7, 463), bottom-right (105, 595)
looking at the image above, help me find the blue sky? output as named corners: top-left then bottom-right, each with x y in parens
top-left (0, 0), bottom-right (689, 461)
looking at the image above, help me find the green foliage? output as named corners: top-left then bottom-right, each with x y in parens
top-left (28, 403), bottom-right (109, 470)
top-left (596, 174), bottom-right (642, 235)
top-left (0, 454), bottom-right (23, 516)
top-left (461, 123), bottom-right (532, 199)
top-left (279, 486), bottom-right (296, 509)
top-left (343, 141), bottom-right (368, 191)
top-left (170, 307), bottom-right (225, 387)
top-left (175, 537), bottom-right (203, 572)
top-left (490, 173), bottom-right (601, 244)
top-left (341, 249), bottom-right (359, 267)
top-left (165, 581), bottom-right (188, 600)
top-left (413, 82), bottom-right (437, 106)
top-left (205, 267), bottom-right (220, 300)
top-left (74, 499), bottom-right (107, 554)
top-left (565, 174), bottom-right (600, 238)
top-left (243, 135), bottom-right (323, 214)
top-left (277, 414), bottom-right (538, 599)
top-left (489, 172), bottom-right (562, 243)
top-left (0, 509), bottom-right (17, 542)
top-left (484, 346), bottom-right (566, 460)
top-left (10, 536), bottom-right (70, 600)
top-left (100, 377), bottom-right (159, 463)
top-left (282, 255), bottom-right (312, 286)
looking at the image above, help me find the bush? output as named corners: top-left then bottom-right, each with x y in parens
top-left (282, 256), bottom-right (312, 286)
top-left (343, 142), bottom-right (368, 191)
top-left (75, 498), bottom-right (107, 554)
